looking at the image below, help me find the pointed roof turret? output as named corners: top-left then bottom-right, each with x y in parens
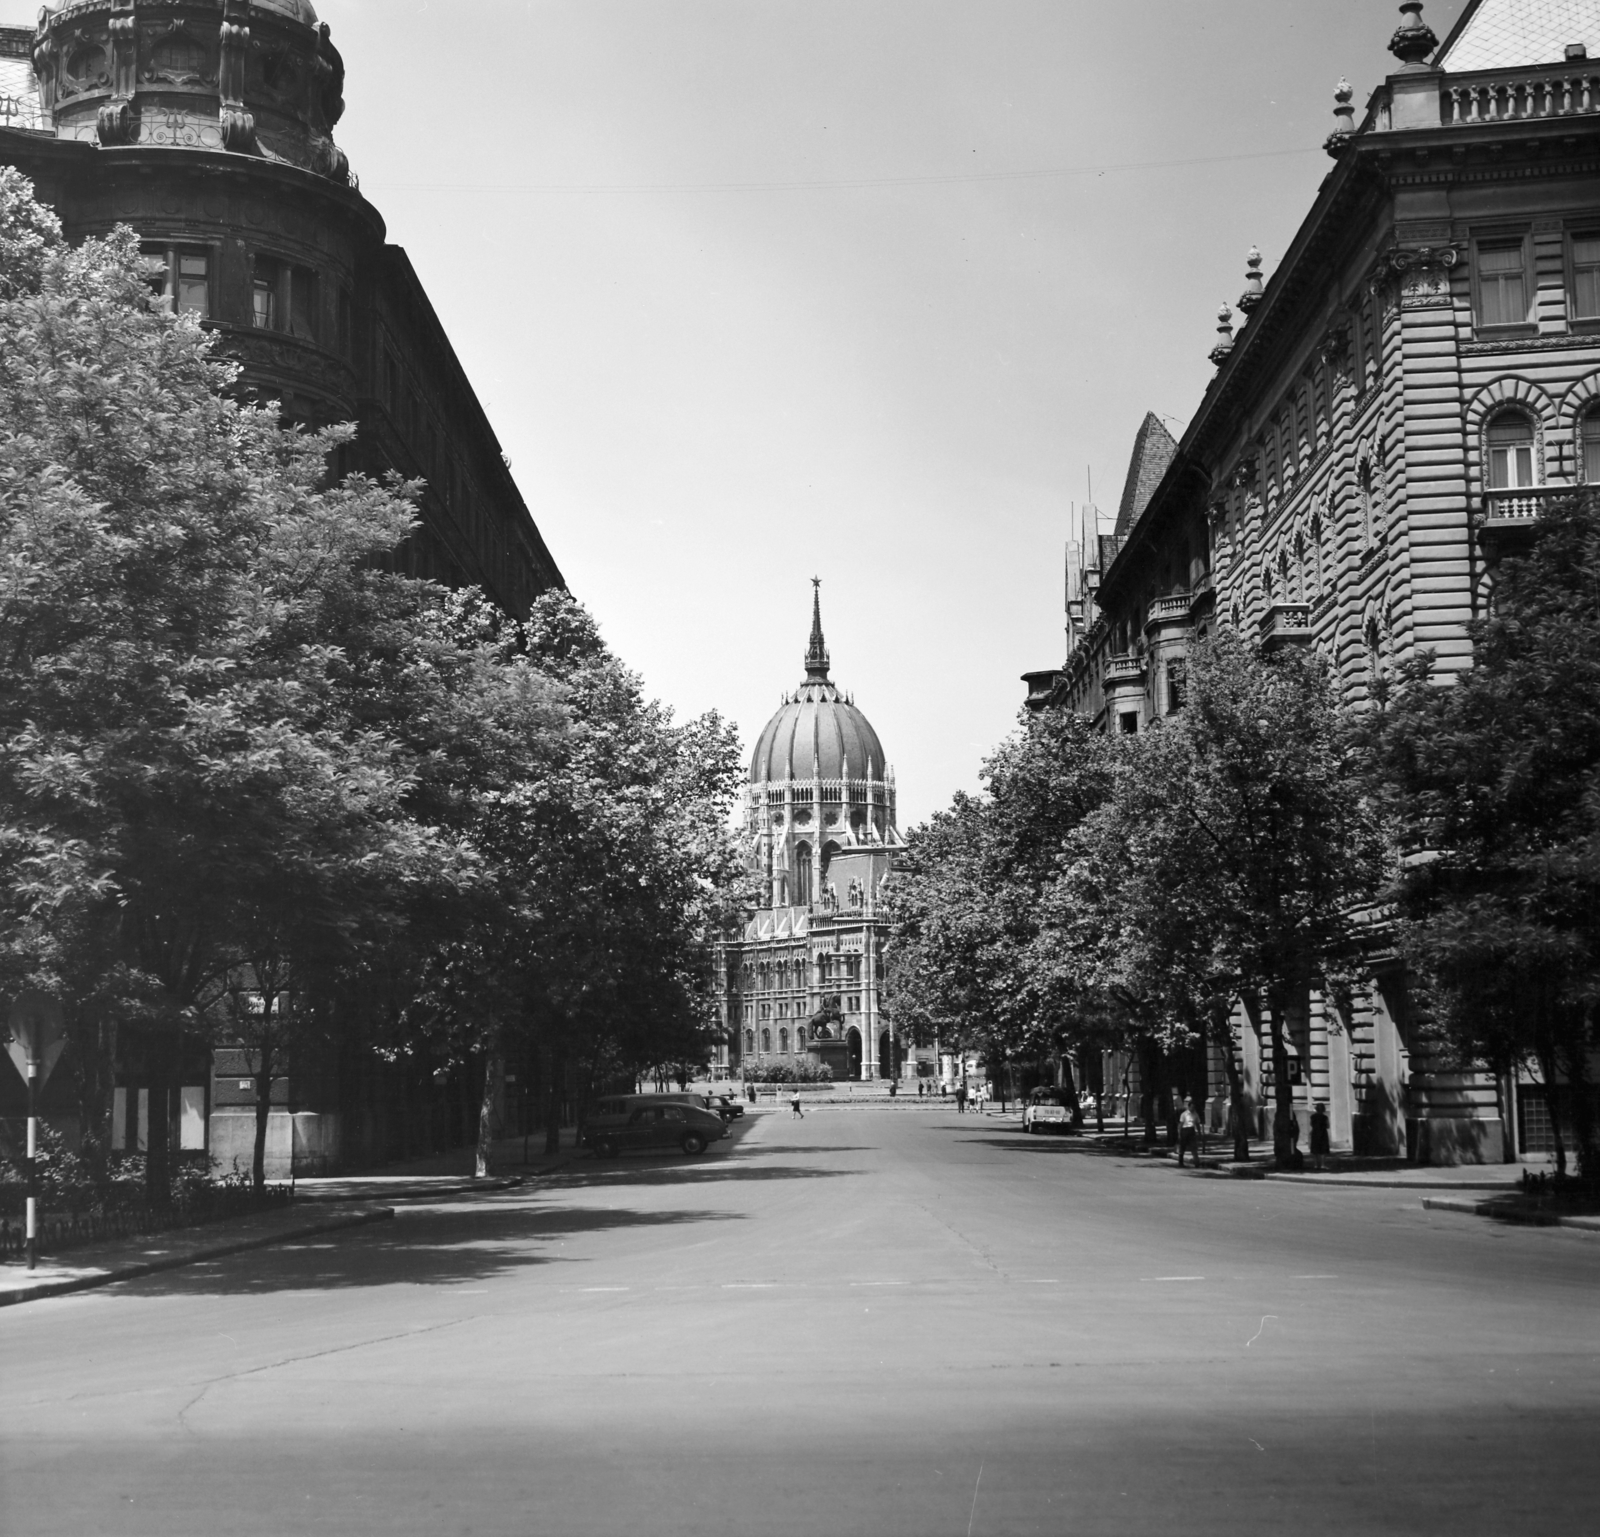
top-left (805, 576), bottom-right (831, 681)
top-left (1114, 413), bottom-right (1181, 537)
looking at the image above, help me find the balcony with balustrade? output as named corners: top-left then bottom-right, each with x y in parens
top-left (1259, 602), bottom-right (1312, 653)
top-left (1474, 483), bottom-right (1575, 561)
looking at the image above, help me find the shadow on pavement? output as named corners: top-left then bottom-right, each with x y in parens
top-left (735, 1144), bottom-right (876, 1155)
top-left (118, 1198), bottom-right (741, 1296)
top-left (547, 1162), bottom-right (864, 1189)
top-left (953, 1135), bottom-right (1141, 1159)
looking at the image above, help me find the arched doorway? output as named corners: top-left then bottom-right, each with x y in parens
top-left (878, 1032), bottom-right (898, 1080)
top-left (846, 1027), bottom-right (863, 1081)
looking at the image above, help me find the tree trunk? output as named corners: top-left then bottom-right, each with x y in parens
top-left (1137, 1037), bottom-right (1161, 1148)
top-left (1268, 989), bottom-right (1296, 1170)
top-left (1212, 1004), bottom-right (1252, 1162)
top-left (1536, 1040), bottom-right (1567, 1179)
top-left (1562, 1023), bottom-right (1596, 1184)
top-left (544, 1040), bottom-right (564, 1156)
top-left (251, 1040), bottom-right (276, 1193)
top-left (144, 1032), bottom-right (174, 1209)
top-left (476, 1027), bottom-right (501, 1179)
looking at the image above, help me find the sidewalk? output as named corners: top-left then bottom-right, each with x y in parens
top-left (294, 1129), bottom-right (583, 1202)
top-left (1062, 1127), bottom-right (1541, 1190)
top-left (0, 1131), bottom-right (583, 1308)
top-left (0, 1200), bottom-right (394, 1308)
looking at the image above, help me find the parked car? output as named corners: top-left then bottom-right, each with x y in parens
top-left (706, 1093), bottom-right (745, 1121)
top-left (583, 1096), bottom-right (727, 1158)
top-left (1022, 1088), bottom-right (1074, 1135)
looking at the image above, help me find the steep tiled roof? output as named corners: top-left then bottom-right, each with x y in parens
top-left (1112, 412), bottom-right (1179, 538)
top-left (1438, 0), bottom-right (1600, 72)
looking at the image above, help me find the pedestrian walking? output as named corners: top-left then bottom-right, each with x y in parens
top-left (956, 1082), bottom-right (967, 1114)
top-left (1177, 1096), bottom-right (1201, 1167)
top-left (790, 1088), bottom-right (803, 1119)
top-left (1310, 1102), bottom-right (1331, 1171)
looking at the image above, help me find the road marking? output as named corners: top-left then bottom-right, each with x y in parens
top-left (722, 1283), bottom-right (778, 1289)
top-left (1143, 1275), bottom-right (1205, 1282)
top-left (1246, 1315), bottom-right (1278, 1348)
top-left (967, 1460), bottom-right (984, 1537)
top-left (1294, 1274), bottom-right (1338, 1279)
top-left (849, 1281), bottom-right (908, 1287)
top-left (1017, 1279), bottom-right (1060, 1284)
top-left (579, 1287), bottom-right (628, 1293)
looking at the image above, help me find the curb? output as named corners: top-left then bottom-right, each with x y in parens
top-left (1187, 1166), bottom-right (1518, 1191)
top-left (1421, 1195), bottom-right (1600, 1232)
top-left (0, 1205), bottom-right (395, 1308)
top-left (294, 1174), bottom-right (529, 1204)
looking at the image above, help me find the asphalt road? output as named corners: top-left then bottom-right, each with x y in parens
top-left (3, 1108), bottom-right (1597, 1536)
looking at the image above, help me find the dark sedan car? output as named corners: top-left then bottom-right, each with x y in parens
top-left (583, 1096), bottom-right (726, 1158)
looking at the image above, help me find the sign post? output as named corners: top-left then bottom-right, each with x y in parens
top-left (6, 992), bottom-right (66, 1271)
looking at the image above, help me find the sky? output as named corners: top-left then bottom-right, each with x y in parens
top-left (7, 0), bottom-right (1476, 824)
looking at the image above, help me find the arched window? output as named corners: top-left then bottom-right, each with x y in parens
top-left (793, 843), bottom-right (812, 906)
top-left (778, 1028), bottom-right (789, 1054)
top-left (1487, 412), bottom-right (1536, 489)
top-left (796, 1026), bottom-right (807, 1047)
top-left (744, 1029), bottom-right (754, 1054)
top-left (1581, 409), bottom-right (1600, 483)
top-left (1365, 616), bottom-right (1383, 692)
top-left (761, 1029), bottom-right (771, 1053)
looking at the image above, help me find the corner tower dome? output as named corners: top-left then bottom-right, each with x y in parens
top-left (749, 584), bottom-right (887, 788)
top-left (28, 0), bottom-right (349, 182)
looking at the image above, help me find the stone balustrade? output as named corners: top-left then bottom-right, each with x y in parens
top-left (1442, 66), bottom-right (1600, 125)
top-left (1478, 484), bottom-right (1567, 524)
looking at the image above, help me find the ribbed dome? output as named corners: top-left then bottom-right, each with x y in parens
top-left (751, 684), bottom-right (886, 787)
top-left (749, 586), bottom-right (887, 787)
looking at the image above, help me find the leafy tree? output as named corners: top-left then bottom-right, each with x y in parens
top-left (883, 709), bottom-right (1114, 1091)
top-left (0, 170), bottom-right (501, 1197)
top-left (1127, 634), bottom-right (1381, 1167)
top-left (1373, 495), bottom-right (1600, 1177)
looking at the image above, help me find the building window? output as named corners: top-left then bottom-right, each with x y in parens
top-left (252, 256), bottom-right (317, 340)
top-left (1571, 233), bottom-right (1600, 321)
top-left (252, 259), bottom-right (279, 330)
top-left (1581, 410), bottom-right (1600, 483)
top-left (1476, 240), bottom-right (1531, 328)
top-left (144, 244), bottom-right (211, 320)
top-left (1118, 711), bottom-right (1138, 735)
top-left (793, 842), bottom-right (812, 906)
top-left (1365, 617), bottom-right (1383, 692)
top-left (745, 1029), bottom-right (754, 1054)
top-left (1166, 662), bottom-right (1185, 715)
top-left (778, 1028), bottom-right (789, 1054)
top-left (1486, 412), bottom-right (1536, 489)
top-left (761, 1029), bottom-right (771, 1053)
top-left (796, 1026), bottom-right (807, 1047)
top-left (1358, 462), bottom-right (1377, 545)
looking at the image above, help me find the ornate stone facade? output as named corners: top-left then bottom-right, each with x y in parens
top-left (1025, 0), bottom-right (1600, 1164)
top-left (0, 1), bottom-right (562, 619)
top-left (718, 588), bottom-right (922, 1083)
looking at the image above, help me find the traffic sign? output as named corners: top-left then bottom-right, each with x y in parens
top-left (6, 990), bottom-right (66, 1088)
